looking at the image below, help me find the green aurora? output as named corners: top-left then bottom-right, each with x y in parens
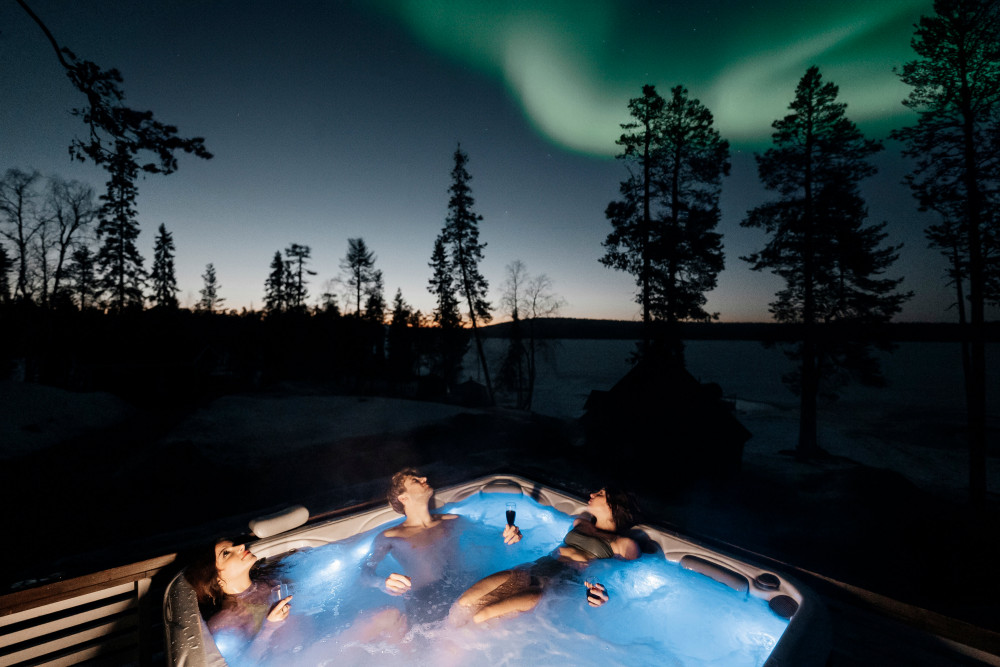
top-left (367, 0), bottom-right (932, 154)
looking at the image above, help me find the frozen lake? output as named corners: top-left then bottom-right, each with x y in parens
top-left (467, 338), bottom-right (997, 421)
top-left (464, 338), bottom-right (999, 498)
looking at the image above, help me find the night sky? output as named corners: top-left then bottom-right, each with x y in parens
top-left (2, 0), bottom-right (978, 322)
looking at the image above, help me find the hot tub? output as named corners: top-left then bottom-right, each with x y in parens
top-left (163, 474), bottom-right (829, 665)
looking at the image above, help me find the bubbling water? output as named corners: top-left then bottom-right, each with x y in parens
top-left (223, 493), bottom-right (787, 666)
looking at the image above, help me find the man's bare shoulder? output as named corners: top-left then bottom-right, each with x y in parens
top-left (380, 524), bottom-right (407, 538)
top-left (380, 513), bottom-right (459, 538)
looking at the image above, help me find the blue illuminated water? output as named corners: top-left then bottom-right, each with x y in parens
top-left (222, 492), bottom-right (788, 666)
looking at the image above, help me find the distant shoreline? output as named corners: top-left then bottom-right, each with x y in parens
top-left (480, 317), bottom-right (1000, 342)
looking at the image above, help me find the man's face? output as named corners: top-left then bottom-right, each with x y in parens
top-left (401, 474), bottom-right (432, 506)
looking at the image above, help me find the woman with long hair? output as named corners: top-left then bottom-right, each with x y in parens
top-left (184, 538), bottom-right (292, 659)
top-left (453, 487), bottom-right (640, 624)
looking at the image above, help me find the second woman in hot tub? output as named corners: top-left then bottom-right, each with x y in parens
top-left (452, 487), bottom-right (640, 624)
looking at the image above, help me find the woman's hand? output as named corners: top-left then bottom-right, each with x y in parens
top-left (584, 581), bottom-right (608, 607)
top-left (266, 595), bottom-right (292, 622)
top-left (384, 572), bottom-right (412, 595)
top-left (503, 524), bottom-right (522, 545)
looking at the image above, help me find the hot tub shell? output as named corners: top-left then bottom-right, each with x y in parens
top-left (163, 474), bottom-right (830, 666)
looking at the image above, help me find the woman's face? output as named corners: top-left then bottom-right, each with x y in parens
top-left (215, 540), bottom-right (257, 582)
top-left (588, 489), bottom-right (614, 526)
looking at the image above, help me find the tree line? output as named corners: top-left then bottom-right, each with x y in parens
top-left (0, 145), bottom-right (563, 410)
top-left (601, 0), bottom-right (997, 501)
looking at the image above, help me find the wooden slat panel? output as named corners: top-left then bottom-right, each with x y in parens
top-left (1, 614), bottom-right (136, 665)
top-left (17, 630), bottom-right (138, 667)
top-left (0, 597), bottom-right (136, 648)
top-left (0, 583), bottom-right (134, 628)
top-left (0, 554), bottom-right (176, 617)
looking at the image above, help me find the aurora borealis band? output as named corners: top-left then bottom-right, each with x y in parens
top-left (2, 0), bottom-right (983, 322)
top-left (367, 0), bottom-right (929, 153)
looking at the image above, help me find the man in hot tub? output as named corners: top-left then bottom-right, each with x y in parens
top-left (362, 468), bottom-right (522, 624)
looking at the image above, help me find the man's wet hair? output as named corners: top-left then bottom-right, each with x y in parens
top-left (387, 467), bottom-right (421, 514)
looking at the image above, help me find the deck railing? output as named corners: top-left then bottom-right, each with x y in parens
top-left (0, 554), bottom-right (178, 666)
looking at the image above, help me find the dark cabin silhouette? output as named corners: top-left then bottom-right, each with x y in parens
top-left (581, 357), bottom-right (751, 485)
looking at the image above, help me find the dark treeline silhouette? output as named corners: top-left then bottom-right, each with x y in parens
top-left (891, 0), bottom-right (999, 503)
top-left (598, 1), bottom-right (998, 501)
top-left (0, 303), bottom-right (464, 408)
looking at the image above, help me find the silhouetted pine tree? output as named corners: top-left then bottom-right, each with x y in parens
top-left (741, 66), bottom-right (910, 459)
top-left (341, 238), bottom-right (376, 317)
top-left (891, 0), bottom-right (1000, 502)
top-left (95, 142), bottom-right (146, 310)
top-left (0, 244), bottom-right (12, 304)
top-left (602, 85), bottom-right (729, 361)
top-left (263, 250), bottom-right (288, 314)
top-left (441, 145), bottom-right (493, 402)
top-left (149, 223), bottom-right (179, 309)
top-left (603, 86), bottom-right (662, 350)
top-left (197, 262), bottom-right (223, 313)
top-left (284, 243), bottom-right (315, 312)
top-left (363, 269), bottom-right (386, 324)
top-left (67, 245), bottom-right (98, 310)
top-left (427, 233), bottom-right (466, 391)
top-left (388, 288), bottom-right (418, 380)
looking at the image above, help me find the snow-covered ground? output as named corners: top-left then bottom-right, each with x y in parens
top-left (2, 339), bottom-right (996, 502)
top-left (467, 338), bottom-right (1000, 501)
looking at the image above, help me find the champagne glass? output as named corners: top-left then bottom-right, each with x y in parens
top-left (506, 502), bottom-right (517, 527)
top-left (271, 582), bottom-right (292, 605)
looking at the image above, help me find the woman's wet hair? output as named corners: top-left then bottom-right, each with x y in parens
top-left (184, 540), bottom-right (227, 610)
top-left (185, 537), bottom-right (284, 615)
top-left (387, 467), bottom-right (421, 514)
top-left (604, 487), bottom-right (639, 533)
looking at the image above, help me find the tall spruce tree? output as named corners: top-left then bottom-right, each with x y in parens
top-left (0, 244), bottom-right (12, 304)
top-left (341, 238), bottom-right (376, 317)
top-left (741, 66), bottom-right (910, 459)
top-left (441, 145), bottom-right (493, 402)
top-left (263, 250), bottom-right (288, 314)
top-left (363, 269), bottom-right (386, 323)
top-left (149, 223), bottom-right (179, 309)
top-left (284, 243), bottom-right (315, 311)
top-left (95, 142), bottom-right (146, 309)
top-left (198, 262), bottom-right (223, 313)
top-left (891, 0), bottom-right (1000, 502)
top-left (67, 245), bottom-right (97, 310)
top-left (427, 233), bottom-right (466, 390)
top-left (602, 85), bottom-right (729, 360)
top-left (388, 288), bottom-right (418, 380)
